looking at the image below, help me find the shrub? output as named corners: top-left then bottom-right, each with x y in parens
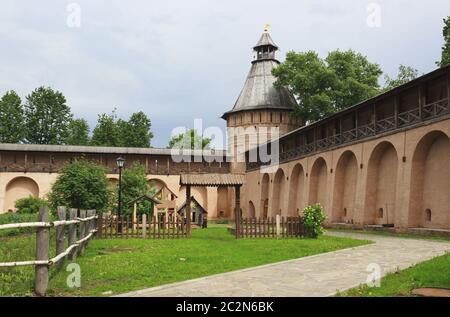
top-left (48, 159), bottom-right (112, 214)
top-left (15, 196), bottom-right (47, 214)
top-left (303, 204), bottom-right (327, 238)
top-left (121, 161), bottom-right (155, 216)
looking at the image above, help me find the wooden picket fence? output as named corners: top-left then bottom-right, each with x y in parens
top-left (98, 214), bottom-right (188, 239)
top-left (0, 206), bottom-right (98, 296)
top-left (237, 216), bottom-right (304, 239)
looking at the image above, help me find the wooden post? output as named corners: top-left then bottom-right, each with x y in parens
top-left (394, 96), bottom-right (399, 128)
top-left (56, 206), bottom-right (66, 270)
top-left (92, 210), bottom-right (97, 238)
top-left (142, 214), bottom-right (147, 239)
top-left (78, 210), bottom-right (86, 256)
top-left (126, 217), bottom-right (129, 239)
top-left (234, 185), bottom-right (241, 239)
top-left (418, 84), bottom-right (423, 120)
top-left (186, 185), bottom-right (192, 236)
top-left (133, 203), bottom-right (137, 232)
top-left (276, 214), bottom-right (281, 239)
top-left (35, 206), bottom-right (50, 296)
top-left (68, 209), bottom-right (77, 261)
top-left (85, 210), bottom-right (93, 246)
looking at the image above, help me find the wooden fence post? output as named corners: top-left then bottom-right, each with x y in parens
top-left (68, 209), bottom-right (78, 261)
top-left (142, 214), bottom-right (147, 239)
top-left (78, 210), bottom-right (86, 256)
top-left (97, 211), bottom-right (103, 239)
top-left (35, 206), bottom-right (50, 296)
top-left (85, 210), bottom-right (93, 247)
top-left (93, 210), bottom-right (97, 236)
top-left (56, 206), bottom-right (66, 270)
top-left (276, 215), bottom-right (281, 239)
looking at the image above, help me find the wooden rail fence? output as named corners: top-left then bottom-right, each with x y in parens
top-left (0, 206), bottom-right (98, 296)
top-left (237, 216), bottom-right (304, 239)
top-left (98, 214), bottom-right (188, 239)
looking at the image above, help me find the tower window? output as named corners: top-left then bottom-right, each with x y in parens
top-left (270, 112), bottom-right (273, 123)
top-left (378, 208), bottom-right (384, 218)
top-left (251, 113), bottom-right (254, 123)
top-left (280, 112), bottom-right (283, 123)
top-left (259, 113), bottom-right (262, 122)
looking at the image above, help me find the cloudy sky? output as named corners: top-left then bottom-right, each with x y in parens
top-left (0, 0), bottom-right (448, 148)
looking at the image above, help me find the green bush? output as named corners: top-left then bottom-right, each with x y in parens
top-left (303, 204), bottom-right (327, 238)
top-left (47, 159), bottom-right (112, 214)
top-left (15, 196), bottom-right (47, 214)
top-left (121, 161), bottom-right (154, 216)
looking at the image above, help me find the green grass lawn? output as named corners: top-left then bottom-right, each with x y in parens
top-left (1, 226), bottom-right (369, 296)
top-left (339, 252), bottom-right (450, 297)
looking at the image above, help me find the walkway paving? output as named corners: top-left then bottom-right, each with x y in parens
top-left (117, 232), bottom-right (450, 297)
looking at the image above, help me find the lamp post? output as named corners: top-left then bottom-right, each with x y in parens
top-left (116, 156), bottom-right (125, 234)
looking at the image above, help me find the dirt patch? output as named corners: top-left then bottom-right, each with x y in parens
top-left (412, 288), bottom-right (450, 297)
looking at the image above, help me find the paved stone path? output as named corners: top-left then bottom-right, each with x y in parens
top-left (117, 232), bottom-right (450, 297)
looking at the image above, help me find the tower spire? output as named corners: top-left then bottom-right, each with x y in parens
top-left (253, 27), bottom-right (278, 62)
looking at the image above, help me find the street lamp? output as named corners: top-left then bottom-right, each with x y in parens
top-left (116, 157), bottom-right (125, 234)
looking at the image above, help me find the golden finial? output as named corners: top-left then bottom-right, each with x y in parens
top-left (264, 24), bottom-right (271, 33)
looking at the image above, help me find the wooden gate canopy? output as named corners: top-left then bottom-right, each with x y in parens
top-left (180, 173), bottom-right (245, 187)
top-left (180, 173), bottom-right (245, 238)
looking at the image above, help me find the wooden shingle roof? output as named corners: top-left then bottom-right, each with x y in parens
top-left (178, 196), bottom-right (207, 214)
top-left (128, 194), bottom-right (161, 206)
top-left (180, 174), bottom-right (245, 187)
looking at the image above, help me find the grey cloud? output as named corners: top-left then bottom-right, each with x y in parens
top-left (0, 0), bottom-right (448, 148)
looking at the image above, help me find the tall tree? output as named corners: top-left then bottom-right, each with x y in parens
top-left (24, 87), bottom-right (72, 144)
top-left (90, 110), bottom-right (120, 147)
top-left (0, 90), bottom-right (24, 143)
top-left (65, 118), bottom-right (90, 145)
top-left (273, 50), bottom-right (382, 122)
top-left (325, 50), bottom-right (382, 110)
top-left (437, 16), bottom-right (450, 67)
top-left (167, 129), bottom-right (212, 150)
top-left (383, 65), bottom-right (419, 91)
top-left (118, 111), bottom-right (154, 148)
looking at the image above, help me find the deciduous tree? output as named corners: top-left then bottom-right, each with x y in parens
top-left (24, 87), bottom-right (72, 144)
top-left (0, 90), bottom-right (24, 143)
top-left (118, 111), bottom-right (153, 148)
top-left (437, 16), bottom-right (450, 67)
top-left (273, 50), bottom-right (382, 122)
top-left (65, 118), bottom-right (90, 145)
top-left (90, 110), bottom-right (120, 147)
top-left (167, 129), bottom-right (212, 150)
top-left (383, 65), bottom-right (419, 91)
